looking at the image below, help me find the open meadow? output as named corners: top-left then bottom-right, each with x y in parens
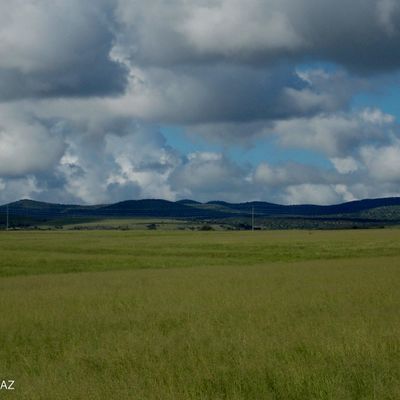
top-left (0, 229), bottom-right (399, 399)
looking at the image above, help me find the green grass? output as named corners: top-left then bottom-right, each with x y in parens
top-left (56, 217), bottom-right (193, 230)
top-left (0, 230), bottom-right (400, 277)
top-left (0, 230), bottom-right (399, 399)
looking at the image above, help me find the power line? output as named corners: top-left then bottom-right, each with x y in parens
top-left (6, 204), bottom-right (9, 231)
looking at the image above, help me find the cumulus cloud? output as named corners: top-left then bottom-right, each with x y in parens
top-left (0, 107), bottom-right (66, 177)
top-left (1, 0), bottom-right (400, 205)
top-left (0, 0), bottom-right (127, 100)
top-left (0, 177), bottom-right (41, 204)
top-left (169, 152), bottom-right (251, 202)
top-left (1, 113), bottom-right (400, 205)
top-left (175, 0), bottom-right (305, 60)
top-left (275, 108), bottom-right (397, 157)
top-left (253, 162), bottom-right (335, 188)
top-left (330, 157), bottom-right (359, 174)
top-left (104, 64), bottom-right (353, 125)
top-left (283, 184), bottom-right (345, 205)
top-left (53, 121), bottom-right (181, 203)
top-left (1, 0), bottom-right (400, 106)
top-left (105, 129), bottom-right (180, 200)
top-left (360, 143), bottom-right (400, 183)
top-left (252, 162), bottom-right (361, 204)
top-left (114, 0), bottom-right (400, 72)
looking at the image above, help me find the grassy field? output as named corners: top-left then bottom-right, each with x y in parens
top-left (0, 230), bottom-right (399, 399)
top-left (46, 217), bottom-right (198, 231)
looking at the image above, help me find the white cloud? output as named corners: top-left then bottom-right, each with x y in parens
top-left (105, 132), bottom-right (180, 200)
top-left (179, 1), bottom-right (305, 56)
top-left (0, 176), bottom-right (41, 204)
top-left (283, 184), bottom-right (343, 205)
top-left (169, 151), bottom-right (250, 202)
top-left (360, 143), bottom-right (400, 182)
top-left (330, 157), bottom-right (359, 174)
top-left (253, 162), bottom-right (332, 188)
top-left (275, 108), bottom-right (396, 157)
top-left (0, 107), bottom-right (66, 177)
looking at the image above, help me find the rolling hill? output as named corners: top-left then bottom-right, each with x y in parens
top-left (1, 197), bottom-right (400, 229)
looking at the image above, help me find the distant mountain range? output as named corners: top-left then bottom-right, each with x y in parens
top-left (1, 197), bottom-right (400, 225)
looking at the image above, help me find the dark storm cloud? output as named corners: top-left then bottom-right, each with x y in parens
top-left (2, 0), bottom-right (399, 102)
top-left (290, 0), bottom-right (400, 73)
top-left (104, 63), bottom-right (356, 127)
top-left (115, 0), bottom-right (400, 73)
top-left (0, 0), bottom-right (127, 100)
top-left (0, 62), bottom-right (127, 101)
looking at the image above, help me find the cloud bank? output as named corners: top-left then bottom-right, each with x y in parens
top-left (1, 0), bottom-right (400, 204)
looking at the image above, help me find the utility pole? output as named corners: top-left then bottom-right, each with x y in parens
top-left (252, 206), bottom-right (254, 231)
top-left (6, 204), bottom-right (9, 231)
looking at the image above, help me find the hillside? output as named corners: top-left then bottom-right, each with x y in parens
top-left (1, 197), bottom-right (400, 229)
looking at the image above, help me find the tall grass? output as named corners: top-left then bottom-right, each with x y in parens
top-left (0, 229), bottom-right (399, 277)
top-left (0, 230), bottom-right (399, 399)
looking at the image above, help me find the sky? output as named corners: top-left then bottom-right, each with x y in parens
top-left (0, 0), bottom-right (400, 205)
